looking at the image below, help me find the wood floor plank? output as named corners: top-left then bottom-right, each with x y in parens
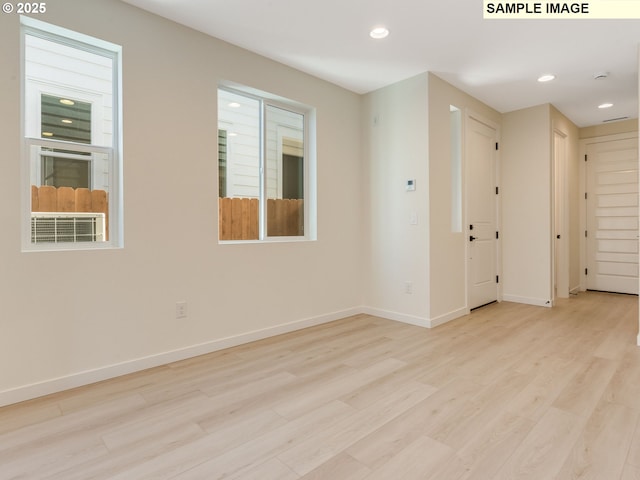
top-left (625, 413), bottom-right (640, 468)
top-left (505, 355), bottom-right (583, 421)
top-left (0, 292), bottom-right (636, 480)
top-left (360, 435), bottom-right (454, 480)
top-left (0, 394), bottom-right (148, 456)
top-left (429, 369), bottom-right (534, 449)
top-left (556, 399), bottom-right (638, 480)
top-left (276, 382), bottom-right (435, 476)
top-left (226, 458), bottom-right (299, 480)
top-left (345, 389), bottom-right (445, 470)
top-left (492, 407), bottom-right (586, 480)
top-left (0, 399), bottom-right (62, 435)
top-left (298, 453), bottom-right (371, 480)
top-left (622, 465), bottom-right (640, 480)
top-left (272, 357), bottom-right (407, 419)
top-left (552, 356), bottom-right (618, 418)
top-left (141, 400), bottom-right (354, 480)
top-left (104, 400), bottom-right (349, 480)
top-left (48, 422), bottom-right (207, 480)
top-left (456, 411), bottom-right (535, 480)
top-left (604, 348), bottom-right (640, 412)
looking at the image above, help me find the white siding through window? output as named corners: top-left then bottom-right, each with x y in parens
top-left (25, 34), bottom-right (113, 192)
top-left (218, 90), bottom-right (304, 199)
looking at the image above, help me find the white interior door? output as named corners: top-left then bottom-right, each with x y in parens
top-left (586, 136), bottom-right (639, 294)
top-left (467, 116), bottom-right (498, 309)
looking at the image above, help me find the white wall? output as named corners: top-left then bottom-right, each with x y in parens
top-left (0, 0), bottom-right (363, 405)
top-left (501, 105), bottom-right (553, 306)
top-left (362, 74), bottom-right (430, 325)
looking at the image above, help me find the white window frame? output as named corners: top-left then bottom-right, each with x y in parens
top-left (218, 84), bottom-right (317, 243)
top-left (20, 17), bottom-right (123, 251)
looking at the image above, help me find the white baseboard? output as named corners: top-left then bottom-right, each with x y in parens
top-left (570, 286), bottom-right (581, 295)
top-left (428, 307), bottom-right (469, 328)
top-left (360, 307), bottom-right (430, 328)
top-left (0, 307), bottom-right (361, 408)
top-left (360, 306), bottom-right (469, 328)
top-left (502, 294), bottom-right (552, 308)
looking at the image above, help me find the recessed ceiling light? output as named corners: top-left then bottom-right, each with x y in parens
top-left (59, 99), bottom-right (75, 106)
top-left (370, 27), bottom-right (389, 39)
top-left (537, 74), bottom-right (555, 82)
top-left (598, 103), bottom-right (613, 109)
top-left (61, 119), bottom-right (73, 124)
top-left (228, 102), bottom-right (241, 108)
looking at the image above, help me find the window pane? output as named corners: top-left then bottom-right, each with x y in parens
top-left (217, 89), bottom-right (261, 240)
top-left (41, 94), bottom-right (91, 144)
top-left (25, 34), bottom-right (113, 148)
top-left (265, 105), bottom-right (304, 237)
top-left (30, 144), bottom-right (110, 243)
top-left (42, 153), bottom-right (91, 189)
top-left (217, 90), bottom-right (260, 198)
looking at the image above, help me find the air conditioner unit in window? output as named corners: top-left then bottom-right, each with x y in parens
top-left (31, 212), bottom-right (105, 243)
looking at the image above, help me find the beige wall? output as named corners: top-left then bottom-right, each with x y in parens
top-left (0, 0), bottom-right (363, 405)
top-left (427, 74), bottom-right (501, 322)
top-left (501, 105), bottom-right (553, 306)
top-left (580, 119), bottom-right (638, 139)
top-left (551, 106), bottom-right (581, 293)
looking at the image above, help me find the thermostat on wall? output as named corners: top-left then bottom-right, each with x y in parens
top-left (406, 179), bottom-right (416, 191)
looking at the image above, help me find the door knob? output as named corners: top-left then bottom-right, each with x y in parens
top-left (469, 235), bottom-right (477, 242)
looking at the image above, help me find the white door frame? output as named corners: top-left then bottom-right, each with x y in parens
top-left (579, 131), bottom-right (639, 292)
top-left (553, 127), bottom-right (570, 300)
top-left (465, 109), bottom-right (502, 309)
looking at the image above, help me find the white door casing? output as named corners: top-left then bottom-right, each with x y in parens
top-left (554, 129), bottom-right (570, 299)
top-left (585, 136), bottom-right (639, 295)
top-left (467, 115), bottom-right (499, 309)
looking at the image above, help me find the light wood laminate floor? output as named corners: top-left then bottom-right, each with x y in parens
top-left (1, 292), bottom-right (639, 479)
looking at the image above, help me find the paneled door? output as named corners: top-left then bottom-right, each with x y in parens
top-left (467, 116), bottom-right (499, 309)
top-left (586, 136), bottom-right (639, 294)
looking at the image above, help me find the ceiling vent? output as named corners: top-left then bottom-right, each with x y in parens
top-left (603, 116), bottom-right (629, 123)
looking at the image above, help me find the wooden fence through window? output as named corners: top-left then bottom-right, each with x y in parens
top-left (219, 197), bottom-right (303, 240)
top-left (30, 189), bottom-right (301, 242)
top-left (31, 185), bottom-right (109, 240)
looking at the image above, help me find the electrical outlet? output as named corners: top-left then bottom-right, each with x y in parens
top-left (176, 301), bottom-right (187, 319)
top-left (404, 282), bottom-right (413, 294)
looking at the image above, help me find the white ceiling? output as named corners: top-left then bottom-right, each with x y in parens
top-left (122, 0), bottom-right (640, 127)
